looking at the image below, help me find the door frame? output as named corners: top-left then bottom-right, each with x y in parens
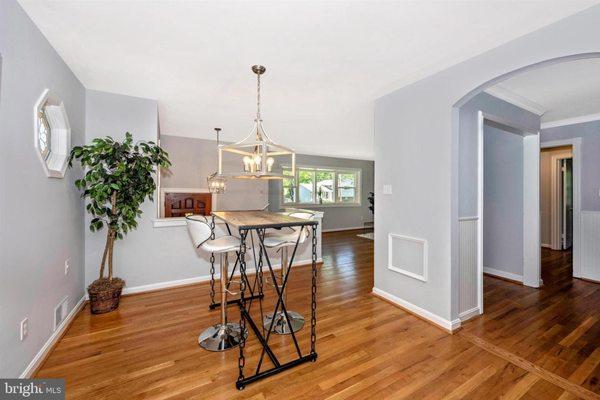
top-left (477, 111), bottom-right (541, 313)
top-left (541, 138), bottom-right (582, 277)
top-left (549, 154), bottom-right (572, 250)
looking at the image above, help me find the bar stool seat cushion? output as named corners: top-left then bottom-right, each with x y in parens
top-left (201, 235), bottom-right (240, 253)
top-left (263, 230), bottom-right (305, 248)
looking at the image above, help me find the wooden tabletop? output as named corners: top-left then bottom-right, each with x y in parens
top-left (212, 210), bottom-right (318, 229)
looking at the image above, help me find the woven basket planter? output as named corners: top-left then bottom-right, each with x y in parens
top-left (89, 285), bottom-right (123, 314)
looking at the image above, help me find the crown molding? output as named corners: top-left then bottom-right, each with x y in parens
top-left (484, 86), bottom-right (546, 116)
top-left (541, 112), bottom-right (600, 130)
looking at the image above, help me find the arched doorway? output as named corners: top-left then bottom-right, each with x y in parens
top-left (453, 53), bottom-right (600, 322)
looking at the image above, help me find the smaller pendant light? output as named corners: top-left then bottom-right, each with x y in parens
top-left (207, 128), bottom-right (227, 194)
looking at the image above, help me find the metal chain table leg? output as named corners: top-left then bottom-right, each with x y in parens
top-left (311, 224), bottom-right (317, 358)
top-left (257, 233), bottom-right (265, 336)
top-left (209, 253), bottom-right (216, 308)
top-left (209, 216), bottom-right (216, 308)
top-left (237, 229), bottom-right (248, 389)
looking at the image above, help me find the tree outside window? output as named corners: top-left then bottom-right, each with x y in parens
top-left (298, 169), bottom-right (314, 203)
top-left (283, 169), bottom-right (296, 203)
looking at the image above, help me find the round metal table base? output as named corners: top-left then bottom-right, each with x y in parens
top-left (198, 323), bottom-right (247, 352)
top-left (263, 311), bottom-right (304, 334)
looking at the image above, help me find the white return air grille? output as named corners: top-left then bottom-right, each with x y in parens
top-left (388, 233), bottom-right (428, 282)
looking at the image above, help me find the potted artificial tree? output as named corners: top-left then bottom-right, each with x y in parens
top-left (69, 133), bottom-right (170, 314)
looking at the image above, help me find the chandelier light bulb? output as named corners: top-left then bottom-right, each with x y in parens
top-left (243, 156), bottom-right (252, 172)
top-left (253, 154), bottom-right (262, 172)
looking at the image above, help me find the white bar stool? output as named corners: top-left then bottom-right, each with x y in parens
top-left (186, 215), bottom-right (247, 351)
top-left (262, 211), bottom-right (316, 334)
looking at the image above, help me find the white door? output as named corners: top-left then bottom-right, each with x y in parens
top-left (561, 158), bottom-right (573, 249)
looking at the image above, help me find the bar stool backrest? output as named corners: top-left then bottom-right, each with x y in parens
top-left (287, 211), bottom-right (315, 220)
top-left (186, 215), bottom-right (212, 248)
top-left (286, 211), bottom-right (317, 244)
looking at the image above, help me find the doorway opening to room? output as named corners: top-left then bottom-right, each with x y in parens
top-left (539, 142), bottom-right (579, 285)
top-left (476, 113), bottom-right (540, 314)
top-left (456, 56), bottom-right (600, 324)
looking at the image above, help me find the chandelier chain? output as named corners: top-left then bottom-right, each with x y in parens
top-left (257, 72), bottom-right (261, 121)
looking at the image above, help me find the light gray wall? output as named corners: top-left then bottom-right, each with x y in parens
top-left (483, 124), bottom-right (524, 277)
top-left (458, 93), bottom-right (539, 281)
top-left (160, 135), bottom-right (268, 211)
top-left (85, 92), bottom-right (320, 291)
top-left (268, 154), bottom-right (374, 231)
top-left (0, 0), bottom-right (85, 378)
top-left (85, 90), bottom-right (188, 289)
top-left (542, 120), bottom-right (600, 211)
top-left (459, 92), bottom-right (540, 217)
top-left (374, 5), bottom-right (600, 323)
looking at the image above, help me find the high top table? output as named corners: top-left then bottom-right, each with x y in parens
top-left (211, 211), bottom-right (319, 390)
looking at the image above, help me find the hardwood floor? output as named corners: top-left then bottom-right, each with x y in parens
top-left (461, 247), bottom-right (600, 399)
top-left (36, 231), bottom-right (599, 399)
top-left (541, 247), bottom-right (573, 286)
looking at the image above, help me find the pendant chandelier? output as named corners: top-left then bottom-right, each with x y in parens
top-left (207, 127), bottom-right (227, 194)
top-left (218, 65), bottom-right (295, 179)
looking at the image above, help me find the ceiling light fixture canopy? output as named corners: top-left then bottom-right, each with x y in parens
top-left (218, 65), bottom-right (295, 179)
top-left (207, 127), bottom-right (227, 193)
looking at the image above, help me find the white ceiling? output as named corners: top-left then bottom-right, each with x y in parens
top-left (487, 58), bottom-right (600, 126)
top-left (19, 1), bottom-right (597, 159)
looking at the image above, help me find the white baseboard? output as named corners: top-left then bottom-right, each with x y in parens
top-left (483, 266), bottom-right (523, 282)
top-left (20, 295), bottom-right (86, 378)
top-left (322, 226), bottom-right (367, 233)
top-left (459, 307), bottom-right (481, 322)
top-left (541, 243), bottom-right (551, 249)
top-left (120, 258), bottom-right (323, 296)
top-left (122, 275), bottom-right (213, 296)
top-left (372, 287), bottom-right (461, 332)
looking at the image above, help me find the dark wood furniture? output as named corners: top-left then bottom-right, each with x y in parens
top-left (164, 192), bottom-right (211, 218)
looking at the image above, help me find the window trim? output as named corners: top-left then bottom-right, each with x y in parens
top-left (34, 89), bottom-right (71, 178)
top-left (281, 165), bottom-right (361, 207)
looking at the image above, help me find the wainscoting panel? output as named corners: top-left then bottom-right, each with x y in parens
top-left (388, 233), bottom-right (427, 281)
top-left (581, 211), bottom-right (600, 282)
top-left (459, 218), bottom-right (478, 318)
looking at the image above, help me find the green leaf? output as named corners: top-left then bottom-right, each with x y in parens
top-left (69, 132), bottom-right (171, 242)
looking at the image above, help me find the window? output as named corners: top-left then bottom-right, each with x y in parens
top-left (37, 108), bottom-right (51, 160)
top-left (298, 169), bottom-right (314, 203)
top-left (282, 166), bottom-right (360, 206)
top-left (337, 172), bottom-right (357, 203)
top-left (34, 89), bottom-right (71, 178)
top-left (316, 171), bottom-right (334, 204)
top-left (283, 168), bottom-right (296, 203)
